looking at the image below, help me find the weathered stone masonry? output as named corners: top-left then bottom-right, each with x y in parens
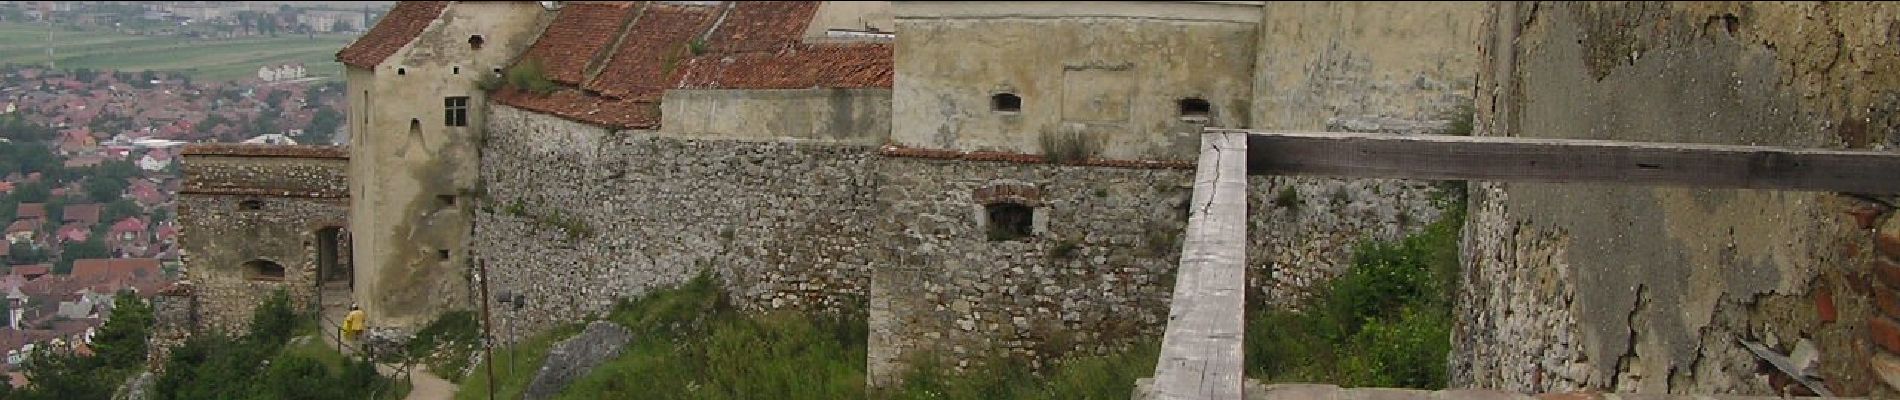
top-left (1454, 2), bottom-right (1900, 397)
top-left (476, 105), bottom-right (884, 341)
top-left (476, 103), bottom-right (1449, 382)
top-left (175, 145), bottom-right (349, 335)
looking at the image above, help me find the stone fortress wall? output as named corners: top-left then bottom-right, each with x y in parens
top-left (174, 144), bottom-right (350, 334)
top-left (1453, 2), bottom-right (1900, 397)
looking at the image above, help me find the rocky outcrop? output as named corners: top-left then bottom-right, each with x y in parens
top-left (523, 321), bottom-right (634, 400)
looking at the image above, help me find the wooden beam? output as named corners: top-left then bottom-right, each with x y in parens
top-left (1149, 131), bottom-right (1248, 400)
top-left (1235, 130), bottom-right (1900, 194)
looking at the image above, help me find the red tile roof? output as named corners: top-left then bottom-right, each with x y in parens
top-left (703, 1), bottom-right (819, 53)
top-left (5, 219), bottom-right (38, 235)
top-left (585, 4), bottom-right (720, 100)
top-left (492, 88), bottom-right (660, 129)
top-left (517, 2), bottom-right (641, 84)
top-left (61, 204), bottom-right (100, 225)
top-left (15, 203), bottom-right (45, 220)
top-left (675, 43), bottom-right (892, 89)
top-left (70, 258), bottom-right (159, 284)
top-left (495, 1), bottom-right (893, 129)
top-left (336, 1), bottom-right (449, 69)
top-left (8, 265), bottom-right (47, 279)
top-left (110, 217), bottom-right (145, 234)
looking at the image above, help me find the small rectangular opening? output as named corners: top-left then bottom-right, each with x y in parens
top-left (437, 249), bottom-right (451, 261)
top-left (438, 195), bottom-right (457, 207)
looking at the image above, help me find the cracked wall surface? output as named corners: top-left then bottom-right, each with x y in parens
top-left (1454, 2), bottom-right (1900, 397)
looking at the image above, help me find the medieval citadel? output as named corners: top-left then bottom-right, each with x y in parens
top-left (150, 1), bottom-right (1900, 398)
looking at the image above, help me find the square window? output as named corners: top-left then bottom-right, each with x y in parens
top-left (445, 96), bottom-right (469, 127)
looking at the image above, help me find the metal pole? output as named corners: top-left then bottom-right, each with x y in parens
top-left (478, 259), bottom-right (496, 400)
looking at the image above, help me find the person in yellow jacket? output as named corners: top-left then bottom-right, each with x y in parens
top-left (342, 304), bottom-right (367, 343)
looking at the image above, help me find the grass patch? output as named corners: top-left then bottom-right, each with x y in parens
top-left (1244, 192), bottom-right (1465, 389)
top-left (888, 341), bottom-right (1159, 400)
top-left (455, 323), bottom-right (585, 400)
top-left (554, 273), bottom-right (868, 399)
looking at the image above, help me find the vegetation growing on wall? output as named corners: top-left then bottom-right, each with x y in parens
top-left (152, 289), bottom-right (408, 400)
top-left (1243, 188), bottom-right (1465, 389)
top-left (461, 272), bottom-right (1169, 399)
top-left (408, 310), bottom-right (482, 383)
top-left (1039, 130), bottom-right (1100, 164)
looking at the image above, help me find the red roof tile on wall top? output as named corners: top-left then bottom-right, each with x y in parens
top-left (676, 43), bottom-right (892, 89)
top-left (584, 4), bottom-right (721, 100)
top-left (705, 1), bottom-right (820, 53)
top-left (336, 1), bottom-right (449, 69)
top-left (492, 88), bottom-right (661, 129)
top-left (518, 2), bottom-right (641, 84)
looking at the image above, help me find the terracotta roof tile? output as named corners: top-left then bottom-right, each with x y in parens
top-left (584, 4), bottom-right (720, 100)
top-left (677, 43), bottom-right (892, 89)
top-left (517, 2), bottom-right (641, 84)
top-left (336, 1), bottom-right (448, 69)
top-left (493, 88), bottom-right (660, 129)
top-left (706, 1), bottom-right (819, 53)
top-left (493, 1), bottom-right (891, 129)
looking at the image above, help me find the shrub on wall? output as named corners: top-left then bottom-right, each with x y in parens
top-left (1244, 190), bottom-right (1465, 389)
top-left (1039, 130), bottom-right (1100, 164)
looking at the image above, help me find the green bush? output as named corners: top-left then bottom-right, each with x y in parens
top-left (153, 288), bottom-right (405, 400)
top-left (1274, 186), bottom-right (1301, 210)
top-left (1244, 195), bottom-right (1464, 388)
top-left (504, 59), bottom-right (557, 95)
top-left (1039, 130), bottom-right (1100, 164)
top-left (890, 341), bottom-right (1159, 400)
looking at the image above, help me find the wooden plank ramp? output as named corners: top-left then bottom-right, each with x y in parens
top-left (1236, 130), bottom-right (1900, 194)
top-left (1148, 130), bottom-right (1250, 400)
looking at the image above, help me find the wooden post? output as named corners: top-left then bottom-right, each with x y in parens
top-left (479, 258), bottom-right (496, 400)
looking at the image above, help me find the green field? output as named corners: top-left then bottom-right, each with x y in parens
top-left (0, 22), bottom-right (356, 82)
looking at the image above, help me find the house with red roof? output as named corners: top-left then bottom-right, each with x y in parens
top-left (13, 204), bottom-right (45, 223)
top-left (128, 180), bottom-right (166, 209)
top-left (54, 223), bottom-right (89, 244)
top-left (4, 219), bottom-right (41, 247)
top-left (69, 258), bottom-right (164, 296)
top-left (61, 204), bottom-right (100, 227)
top-left (7, 265), bottom-right (49, 281)
top-left (106, 217), bottom-right (149, 257)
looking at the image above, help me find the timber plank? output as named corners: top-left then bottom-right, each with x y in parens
top-left (1236, 130), bottom-right (1900, 194)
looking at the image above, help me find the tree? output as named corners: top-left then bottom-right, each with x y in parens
top-left (6, 242), bottom-right (45, 264)
top-left (84, 175), bottom-right (129, 204)
top-left (101, 199), bottom-right (142, 226)
top-left (55, 238), bottom-right (108, 274)
top-left (13, 346), bottom-right (116, 400)
top-left (92, 292), bottom-right (154, 370)
top-left (306, 108), bottom-right (341, 145)
top-left (9, 181), bottom-right (50, 203)
top-left (248, 289), bottom-right (297, 346)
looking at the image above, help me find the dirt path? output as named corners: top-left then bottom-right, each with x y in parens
top-left (377, 364), bottom-right (459, 400)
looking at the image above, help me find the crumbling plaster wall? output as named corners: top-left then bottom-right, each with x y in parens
top-left (1454, 2), bottom-right (1900, 397)
top-left (1250, 1), bottom-right (1483, 132)
top-left (346, 2), bottom-right (548, 329)
top-left (658, 88), bottom-right (891, 144)
top-left (889, 1), bottom-right (1260, 160)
